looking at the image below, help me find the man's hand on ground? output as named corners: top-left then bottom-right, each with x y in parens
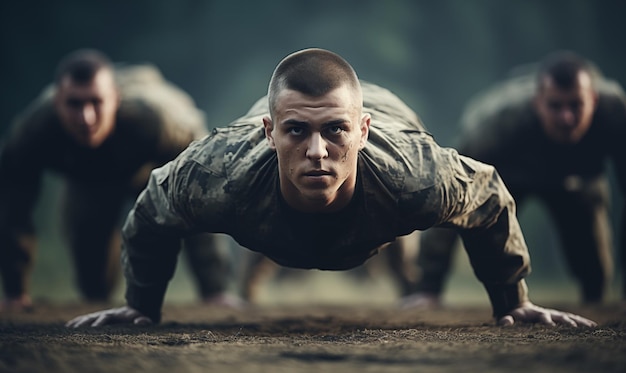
top-left (65, 305), bottom-right (152, 328)
top-left (498, 301), bottom-right (597, 327)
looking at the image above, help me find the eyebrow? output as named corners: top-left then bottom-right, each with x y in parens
top-left (281, 118), bottom-right (349, 127)
top-left (282, 119), bottom-right (308, 127)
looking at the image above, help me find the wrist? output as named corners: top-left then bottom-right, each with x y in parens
top-left (484, 280), bottom-right (529, 318)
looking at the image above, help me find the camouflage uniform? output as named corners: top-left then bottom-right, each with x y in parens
top-left (0, 64), bottom-right (233, 302)
top-left (416, 70), bottom-right (626, 302)
top-left (121, 81), bottom-right (531, 323)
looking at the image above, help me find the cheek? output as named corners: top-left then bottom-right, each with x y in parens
top-left (339, 135), bottom-right (359, 162)
top-left (277, 145), bottom-right (297, 176)
top-left (582, 105), bottom-right (596, 122)
top-left (103, 106), bottom-right (117, 121)
top-left (340, 143), bottom-right (352, 162)
top-left (537, 105), bottom-right (553, 121)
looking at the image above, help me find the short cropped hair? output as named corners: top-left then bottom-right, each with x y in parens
top-left (537, 51), bottom-right (596, 90)
top-left (267, 48), bottom-right (362, 115)
top-left (54, 49), bottom-right (114, 85)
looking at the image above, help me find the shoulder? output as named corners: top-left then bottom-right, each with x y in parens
top-left (115, 65), bottom-right (207, 140)
top-left (180, 113), bottom-right (271, 179)
top-left (163, 116), bottom-right (275, 217)
top-left (590, 77), bottom-right (626, 139)
top-left (596, 78), bottom-right (626, 118)
top-left (362, 128), bottom-right (456, 194)
top-left (5, 85), bottom-right (59, 143)
top-left (115, 64), bottom-right (203, 120)
top-left (461, 73), bottom-right (535, 132)
top-left (361, 80), bottom-right (426, 132)
top-left (361, 133), bottom-right (486, 229)
top-left (114, 64), bottom-right (165, 87)
top-left (457, 73), bottom-right (537, 154)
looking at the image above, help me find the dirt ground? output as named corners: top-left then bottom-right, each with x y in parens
top-left (1, 301), bottom-right (625, 373)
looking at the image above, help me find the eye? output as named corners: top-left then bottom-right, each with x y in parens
top-left (67, 99), bottom-right (83, 109)
top-left (288, 126), bottom-right (304, 136)
top-left (569, 101), bottom-right (582, 112)
top-left (547, 101), bottom-right (561, 112)
top-left (326, 125), bottom-right (344, 135)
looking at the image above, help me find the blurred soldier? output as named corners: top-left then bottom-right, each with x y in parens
top-left (406, 51), bottom-right (626, 308)
top-left (0, 49), bottom-right (240, 311)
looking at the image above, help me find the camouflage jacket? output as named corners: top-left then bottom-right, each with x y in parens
top-left (122, 81), bottom-right (531, 322)
top-left (0, 64), bottom-right (207, 297)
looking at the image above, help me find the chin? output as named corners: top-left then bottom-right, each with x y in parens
top-left (559, 133), bottom-right (584, 144)
top-left (299, 194), bottom-right (333, 209)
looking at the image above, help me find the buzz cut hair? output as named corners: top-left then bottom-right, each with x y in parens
top-left (537, 50), bottom-right (596, 91)
top-left (54, 49), bottom-right (114, 85)
top-left (267, 48), bottom-right (362, 115)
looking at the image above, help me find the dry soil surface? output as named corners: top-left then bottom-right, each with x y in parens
top-left (1, 302), bottom-right (625, 373)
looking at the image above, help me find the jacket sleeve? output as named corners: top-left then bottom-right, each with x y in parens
top-left (433, 150), bottom-right (531, 318)
top-left (121, 157), bottom-right (195, 323)
top-left (603, 89), bottom-right (626, 294)
top-left (120, 135), bottom-right (228, 323)
top-left (0, 101), bottom-right (49, 299)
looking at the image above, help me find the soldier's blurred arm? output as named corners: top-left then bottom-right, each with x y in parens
top-left (0, 100), bottom-right (51, 311)
top-left (604, 86), bottom-right (626, 299)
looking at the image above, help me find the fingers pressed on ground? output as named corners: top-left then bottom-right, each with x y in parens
top-left (564, 314), bottom-right (578, 327)
top-left (573, 314), bottom-right (597, 328)
top-left (538, 312), bottom-right (556, 326)
top-left (134, 316), bottom-right (152, 325)
top-left (498, 315), bottom-right (514, 326)
top-left (92, 314), bottom-right (110, 327)
top-left (67, 316), bottom-right (88, 328)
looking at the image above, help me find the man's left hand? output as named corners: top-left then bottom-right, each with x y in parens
top-left (498, 301), bottom-right (597, 327)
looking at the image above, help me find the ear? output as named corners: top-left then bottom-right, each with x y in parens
top-left (359, 113), bottom-right (371, 149)
top-left (263, 116), bottom-right (276, 150)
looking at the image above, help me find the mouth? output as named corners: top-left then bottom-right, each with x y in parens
top-left (301, 170), bottom-right (335, 186)
top-left (304, 169), bottom-right (333, 177)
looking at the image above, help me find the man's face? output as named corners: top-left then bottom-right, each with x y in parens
top-left (54, 68), bottom-right (119, 148)
top-left (533, 71), bottom-right (598, 144)
top-left (263, 84), bottom-right (370, 213)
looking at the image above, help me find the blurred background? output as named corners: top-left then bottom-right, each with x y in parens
top-left (0, 0), bottom-right (624, 306)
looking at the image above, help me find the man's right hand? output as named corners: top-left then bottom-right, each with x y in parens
top-left (65, 305), bottom-right (153, 328)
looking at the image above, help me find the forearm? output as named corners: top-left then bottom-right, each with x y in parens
top-left (483, 280), bottom-right (530, 318)
top-left (0, 230), bottom-right (36, 298)
top-left (617, 206), bottom-right (626, 282)
top-left (121, 202), bottom-right (186, 323)
top-left (0, 186), bottom-right (39, 299)
top-left (461, 207), bottom-right (531, 317)
top-left (446, 156), bottom-right (531, 316)
top-left (120, 163), bottom-right (195, 323)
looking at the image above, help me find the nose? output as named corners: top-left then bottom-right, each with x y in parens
top-left (306, 133), bottom-right (328, 160)
top-left (80, 104), bottom-right (97, 127)
top-left (557, 108), bottom-right (576, 127)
